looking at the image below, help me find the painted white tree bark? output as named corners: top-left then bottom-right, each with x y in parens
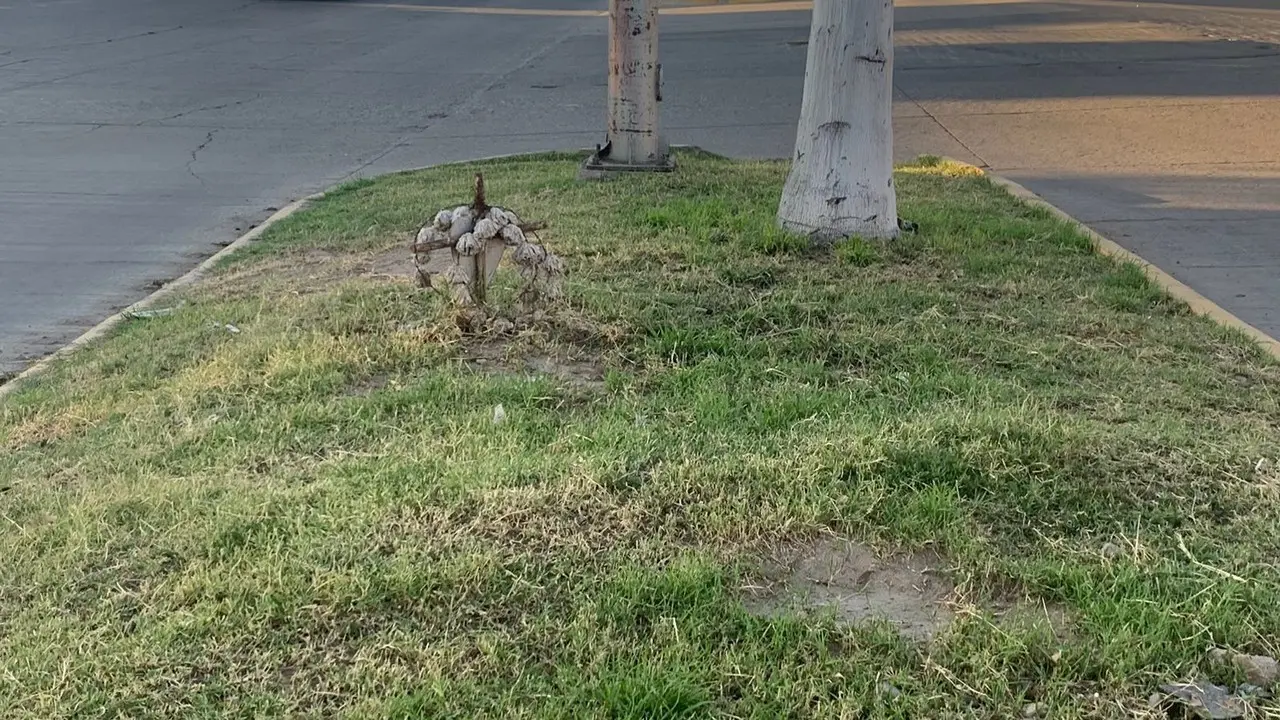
top-left (778, 0), bottom-right (898, 241)
top-left (606, 0), bottom-right (667, 165)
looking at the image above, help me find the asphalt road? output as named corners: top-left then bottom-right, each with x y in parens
top-left (2, 0), bottom-right (1278, 377)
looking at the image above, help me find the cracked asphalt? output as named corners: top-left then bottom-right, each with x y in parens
top-left (2, 0), bottom-right (1279, 376)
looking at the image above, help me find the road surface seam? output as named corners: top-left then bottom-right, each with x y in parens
top-left (339, 28), bottom-right (593, 183)
top-left (311, 1), bottom-right (813, 16)
top-left (897, 85), bottom-right (990, 168)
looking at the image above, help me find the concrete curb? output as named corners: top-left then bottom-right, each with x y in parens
top-left (16, 150), bottom-right (1258, 403)
top-left (980, 169), bottom-right (1280, 363)
top-left (0, 195), bottom-right (322, 403)
top-left (0, 148), bottom-right (610, 403)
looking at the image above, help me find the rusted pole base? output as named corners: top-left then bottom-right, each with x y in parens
top-left (580, 143), bottom-right (676, 179)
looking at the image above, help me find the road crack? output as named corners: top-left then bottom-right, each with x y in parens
top-left (148, 94), bottom-right (262, 125)
top-left (895, 83), bottom-right (990, 169)
top-left (39, 26), bottom-right (186, 52)
top-left (186, 130), bottom-right (217, 186)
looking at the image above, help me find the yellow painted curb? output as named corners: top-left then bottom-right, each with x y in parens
top-left (980, 168), bottom-right (1280, 362)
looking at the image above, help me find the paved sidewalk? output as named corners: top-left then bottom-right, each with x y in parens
top-left (679, 0), bottom-right (1280, 340)
top-left (891, 0), bottom-right (1280, 340)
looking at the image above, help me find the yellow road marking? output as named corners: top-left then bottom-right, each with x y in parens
top-left (345, 3), bottom-right (606, 17)
top-left (320, 0), bottom-right (1252, 18)
top-left (661, 1), bottom-right (811, 14)
top-left (284, 0), bottom-right (1280, 18)
top-left (324, 1), bottom-right (816, 17)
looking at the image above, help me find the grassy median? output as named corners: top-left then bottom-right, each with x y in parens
top-left (2, 152), bottom-right (1278, 718)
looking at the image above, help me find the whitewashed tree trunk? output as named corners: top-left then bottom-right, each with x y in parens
top-left (606, 0), bottom-right (667, 165)
top-left (778, 0), bottom-right (898, 242)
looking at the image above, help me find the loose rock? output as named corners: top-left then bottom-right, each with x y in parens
top-left (501, 224), bottom-right (526, 245)
top-left (1232, 654), bottom-right (1278, 688)
top-left (456, 233), bottom-right (481, 256)
top-left (1158, 681), bottom-right (1248, 719)
top-left (448, 212), bottom-right (475, 242)
top-left (1236, 683), bottom-right (1272, 700)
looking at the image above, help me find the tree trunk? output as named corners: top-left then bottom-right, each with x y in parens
top-left (606, 0), bottom-right (667, 165)
top-left (778, 0), bottom-right (898, 242)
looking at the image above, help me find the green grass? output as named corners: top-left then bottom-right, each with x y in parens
top-left (2, 152), bottom-right (1278, 718)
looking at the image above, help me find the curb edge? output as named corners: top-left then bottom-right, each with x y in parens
top-left (0, 194), bottom-right (323, 402)
top-left (12, 150), bottom-right (1213, 403)
top-left (978, 168), bottom-right (1280, 362)
top-left (0, 147), bottom-right (631, 403)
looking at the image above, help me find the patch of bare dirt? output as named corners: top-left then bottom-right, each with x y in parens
top-left (986, 593), bottom-right (1074, 642)
top-left (523, 355), bottom-right (606, 389)
top-left (362, 247), bottom-right (420, 280)
top-left (343, 373), bottom-right (392, 397)
top-left (204, 245), bottom-right (421, 299)
top-left (745, 538), bottom-right (1076, 644)
top-left (745, 537), bottom-right (954, 642)
top-left (463, 340), bottom-right (605, 390)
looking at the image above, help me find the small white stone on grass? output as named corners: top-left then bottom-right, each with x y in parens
top-left (1233, 653), bottom-right (1279, 688)
top-left (876, 682), bottom-right (901, 700)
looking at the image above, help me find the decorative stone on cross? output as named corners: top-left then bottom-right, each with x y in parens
top-left (412, 173), bottom-right (565, 315)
